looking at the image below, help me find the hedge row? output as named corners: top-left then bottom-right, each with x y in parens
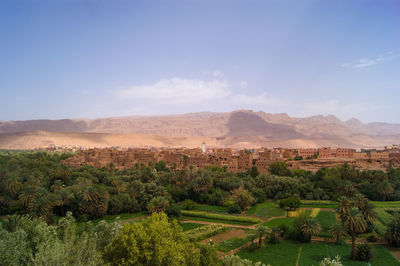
top-left (185, 224), bottom-right (228, 241)
top-left (181, 210), bottom-right (260, 224)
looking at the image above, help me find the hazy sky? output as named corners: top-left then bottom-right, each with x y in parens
top-left (1, 0), bottom-right (399, 123)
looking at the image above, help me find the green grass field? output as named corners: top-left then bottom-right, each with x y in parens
top-left (299, 242), bottom-right (399, 266)
top-left (300, 200), bottom-right (338, 209)
top-left (216, 237), bottom-right (249, 252)
top-left (181, 216), bottom-right (255, 225)
top-left (262, 217), bottom-right (295, 228)
top-left (371, 201), bottom-right (400, 208)
top-left (193, 204), bottom-right (229, 214)
top-left (180, 222), bottom-right (204, 231)
top-left (376, 209), bottom-right (394, 225)
top-left (236, 241), bottom-right (300, 266)
top-left (247, 201), bottom-right (285, 217)
top-left (315, 211), bottom-right (337, 237)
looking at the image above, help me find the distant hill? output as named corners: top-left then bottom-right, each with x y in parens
top-left (0, 110), bottom-right (399, 149)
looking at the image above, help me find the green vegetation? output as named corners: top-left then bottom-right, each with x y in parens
top-left (185, 224), bottom-right (228, 241)
top-left (262, 217), bottom-right (295, 228)
top-left (315, 211), bottom-right (337, 236)
top-left (181, 210), bottom-right (260, 224)
top-left (216, 237), bottom-right (249, 252)
top-left (180, 222), bottom-right (204, 231)
top-left (193, 204), bottom-right (229, 213)
top-left (182, 216), bottom-right (256, 225)
top-left (236, 240), bottom-right (300, 266)
top-left (247, 201), bottom-right (285, 217)
top-left (300, 200), bottom-right (338, 209)
top-left (298, 242), bottom-right (399, 266)
top-left (376, 208), bottom-right (393, 225)
top-left (371, 201), bottom-right (400, 208)
top-left (373, 220), bottom-right (387, 236)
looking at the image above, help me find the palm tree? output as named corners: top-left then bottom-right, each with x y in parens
top-left (329, 223), bottom-right (346, 243)
top-left (337, 196), bottom-right (351, 215)
top-left (300, 217), bottom-right (321, 241)
top-left (341, 207), bottom-right (367, 259)
top-left (385, 217), bottom-right (400, 247)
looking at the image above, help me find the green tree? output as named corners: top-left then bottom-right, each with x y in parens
top-left (268, 161), bottom-right (291, 176)
top-left (279, 196), bottom-right (301, 216)
top-left (385, 217), bottom-right (400, 247)
top-left (340, 208), bottom-right (367, 260)
top-left (104, 212), bottom-right (200, 266)
top-left (328, 223), bottom-right (346, 243)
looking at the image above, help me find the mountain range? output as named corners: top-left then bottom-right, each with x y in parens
top-left (1, 110), bottom-right (399, 149)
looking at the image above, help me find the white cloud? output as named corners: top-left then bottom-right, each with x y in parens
top-left (341, 52), bottom-right (399, 69)
top-left (115, 77), bottom-right (230, 104)
top-left (81, 89), bottom-right (92, 95)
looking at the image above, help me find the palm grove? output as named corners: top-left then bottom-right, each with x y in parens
top-left (1, 151), bottom-right (400, 264)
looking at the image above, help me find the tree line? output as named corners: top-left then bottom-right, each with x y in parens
top-left (1, 151), bottom-right (400, 222)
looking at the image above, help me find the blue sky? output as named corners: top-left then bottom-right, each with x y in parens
top-left (1, 0), bottom-right (399, 123)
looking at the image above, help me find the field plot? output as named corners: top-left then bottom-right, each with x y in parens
top-left (180, 222), bottom-right (204, 231)
top-left (315, 211), bottom-right (337, 237)
top-left (216, 237), bottom-right (249, 252)
top-left (299, 242), bottom-right (399, 266)
top-left (262, 217), bottom-right (295, 228)
top-left (194, 204), bottom-right (229, 214)
top-left (182, 210), bottom-right (260, 224)
top-left (371, 201), bottom-right (400, 208)
top-left (236, 241), bottom-right (300, 266)
top-left (247, 201), bottom-right (285, 217)
top-left (185, 224), bottom-right (227, 241)
top-left (300, 200), bottom-right (338, 209)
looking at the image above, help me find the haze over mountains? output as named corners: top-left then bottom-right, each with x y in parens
top-left (1, 110), bottom-right (400, 149)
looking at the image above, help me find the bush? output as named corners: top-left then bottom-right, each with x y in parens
top-left (228, 204), bottom-right (242, 214)
top-left (183, 199), bottom-right (196, 210)
top-left (181, 210), bottom-right (260, 224)
top-left (367, 234), bottom-right (377, 242)
top-left (319, 255), bottom-right (343, 266)
top-left (278, 224), bottom-right (289, 238)
top-left (185, 224), bottom-right (228, 242)
top-left (267, 227), bottom-right (280, 244)
top-left (355, 243), bottom-right (374, 261)
top-left (165, 204), bottom-right (182, 218)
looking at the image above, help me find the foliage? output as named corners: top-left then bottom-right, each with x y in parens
top-left (216, 237), bottom-right (249, 252)
top-left (328, 223), bottom-right (346, 243)
top-left (319, 255), bottom-right (343, 266)
top-left (185, 224), bottom-right (228, 241)
top-left (292, 211), bottom-right (321, 242)
top-left (199, 244), bottom-right (219, 266)
top-left (181, 210), bottom-right (260, 224)
top-left (183, 199), bottom-right (196, 210)
top-left (354, 243), bottom-right (374, 261)
top-left (228, 204), bottom-right (242, 214)
top-left (385, 216), bottom-right (400, 247)
top-left (367, 234), bottom-right (377, 242)
top-left (104, 212), bottom-right (200, 266)
top-left (279, 196), bottom-right (301, 215)
top-left (247, 201), bottom-right (285, 217)
top-left (0, 212), bottom-right (119, 265)
top-left (165, 203), bottom-right (182, 218)
top-left (376, 208), bottom-right (393, 225)
top-left (221, 255), bottom-right (266, 266)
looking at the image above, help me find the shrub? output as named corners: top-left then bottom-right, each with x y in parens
top-left (185, 224), bottom-right (228, 242)
top-left (319, 255), bottom-right (343, 266)
top-left (385, 217), bottom-right (400, 247)
top-left (278, 224), bottom-right (289, 237)
top-left (355, 243), bottom-right (374, 261)
top-left (228, 204), bottom-right (242, 214)
top-left (183, 199), bottom-right (196, 210)
top-left (165, 204), bottom-right (181, 218)
top-left (181, 210), bottom-right (260, 224)
top-left (267, 227), bottom-right (280, 244)
top-left (367, 234), bottom-right (377, 242)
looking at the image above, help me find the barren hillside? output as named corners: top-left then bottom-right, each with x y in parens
top-left (0, 110), bottom-right (399, 149)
